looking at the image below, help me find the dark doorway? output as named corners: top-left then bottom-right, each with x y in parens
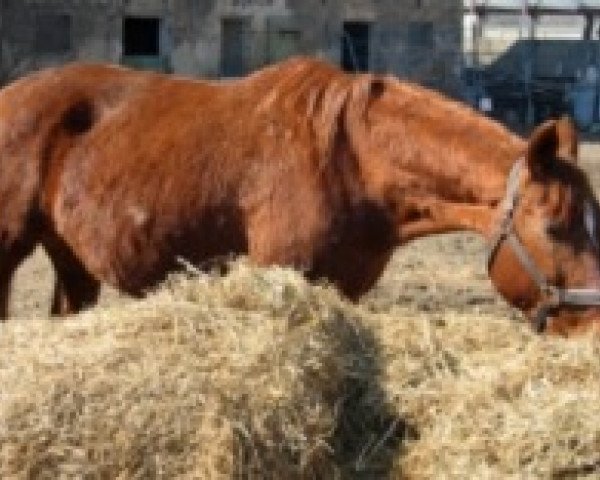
top-left (342, 21), bottom-right (370, 72)
top-left (221, 18), bottom-right (250, 77)
top-left (122, 17), bottom-right (168, 72)
top-left (123, 17), bottom-right (160, 56)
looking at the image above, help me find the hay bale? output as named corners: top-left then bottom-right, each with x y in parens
top-left (0, 260), bottom-right (403, 478)
top-left (366, 234), bottom-right (600, 478)
top-left (4, 253), bottom-right (600, 479)
top-left (365, 301), bottom-right (600, 479)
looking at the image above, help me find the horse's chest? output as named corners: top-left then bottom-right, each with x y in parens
top-left (309, 201), bottom-right (397, 298)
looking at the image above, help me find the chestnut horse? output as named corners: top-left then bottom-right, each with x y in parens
top-left (1, 57), bottom-right (600, 334)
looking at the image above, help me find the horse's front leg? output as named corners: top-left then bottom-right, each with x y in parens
top-left (50, 269), bottom-right (101, 316)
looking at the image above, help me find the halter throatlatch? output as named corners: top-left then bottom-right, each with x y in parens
top-left (487, 159), bottom-right (600, 333)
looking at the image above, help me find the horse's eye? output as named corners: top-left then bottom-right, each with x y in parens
top-left (546, 220), bottom-right (561, 236)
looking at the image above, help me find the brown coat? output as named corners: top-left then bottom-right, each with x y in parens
top-left (1, 57), bottom-right (599, 334)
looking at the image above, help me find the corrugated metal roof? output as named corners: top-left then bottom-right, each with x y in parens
top-left (464, 0), bottom-right (600, 9)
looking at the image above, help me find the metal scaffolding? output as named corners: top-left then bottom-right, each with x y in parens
top-left (466, 0), bottom-right (600, 13)
top-left (464, 0), bottom-right (600, 130)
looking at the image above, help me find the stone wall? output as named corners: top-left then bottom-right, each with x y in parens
top-left (0, 0), bottom-right (463, 93)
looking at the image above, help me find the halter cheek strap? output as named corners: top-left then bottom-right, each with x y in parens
top-left (487, 159), bottom-right (600, 333)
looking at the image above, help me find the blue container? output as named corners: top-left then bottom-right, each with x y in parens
top-left (572, 85), bottom-right (596, 128)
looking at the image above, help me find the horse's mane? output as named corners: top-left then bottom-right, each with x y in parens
top-left (247, 57), bottom-right (524, 169)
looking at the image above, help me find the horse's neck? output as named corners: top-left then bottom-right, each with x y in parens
top-left (435, 137), bottom-right (523, 203)
top-left (362, 114), bottom-right (526, 243)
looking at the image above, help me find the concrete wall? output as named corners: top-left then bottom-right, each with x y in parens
top-left (0, 0), bottom-right (463, 94)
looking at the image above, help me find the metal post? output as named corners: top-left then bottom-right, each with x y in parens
top-left (584, 12), bottom-right (594, 40)
top-left (596, 12), bottom-right (600, 124)
top-left (469, 0), bottom-right (478, 68)
top-left (521, 0), bottom-right (535, 127)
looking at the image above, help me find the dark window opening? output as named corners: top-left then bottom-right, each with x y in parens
top-left (221, 18), bottom-right (250, 77)
top-left (123, 17), bottom-right (160, 56)
top-left (36, 13), bottom-right (71, 54)
top-left (342, 21), bottom-right (370, 72)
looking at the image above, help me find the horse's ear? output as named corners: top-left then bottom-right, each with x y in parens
top-left (526, 115), bottom-right (578, 178)
top-left (349, 75), bottom-right (386, 114)
top-left (368, 77), bottom-right (386, 103)
top-left (343, 75), bottom-right (388, 139)
top-left (315, 75), bottom-right (387, 158)
top-left (556, 115), bottom-right (578, 162)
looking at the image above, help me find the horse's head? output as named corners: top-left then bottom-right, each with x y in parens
top-left (488, 116), bottom-right (600, 335)
top-left (340, 73), bottom-right (600, 334)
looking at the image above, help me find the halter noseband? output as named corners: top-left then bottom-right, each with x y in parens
top-left (487, 159), bottom-right (600, 333)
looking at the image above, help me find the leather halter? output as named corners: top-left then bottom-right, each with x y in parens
top-left (487, 159), bottom-right (600, 333)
